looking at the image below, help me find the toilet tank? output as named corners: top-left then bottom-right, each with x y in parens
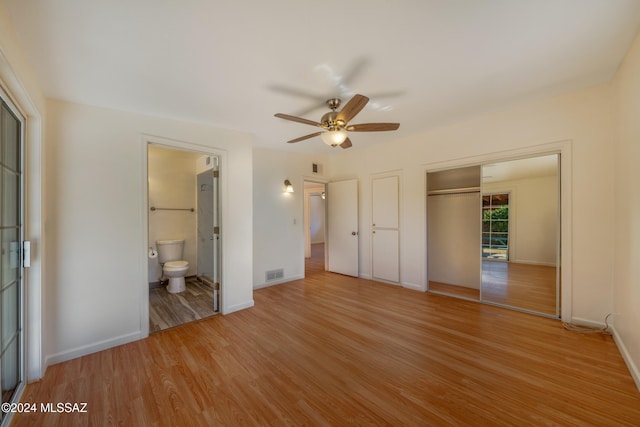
top-left (156, 239), bottom-right (185, 263)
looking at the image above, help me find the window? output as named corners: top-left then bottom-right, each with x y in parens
top-left (482, 193), bottom-right (509, 260)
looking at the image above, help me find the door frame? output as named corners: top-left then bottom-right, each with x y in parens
top-left (139, 134), bottom-right (228, 338)
top-left (0, 54), bottom-right (44, 385)
top-left (0, 85), bottom-right (27, 425)
top-left (423, 140), bottom-right (572, 321)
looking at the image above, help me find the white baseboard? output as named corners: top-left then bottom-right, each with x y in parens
top-left (402, 282), bottom-right (424, 291)
top-left (610, 325), bottom-right (640, 392)
top-left (569, 316), bottom-right (606, 329)
top-left (45, 331), bottom-right (142, 366)
top-left (224, 299), bottom-right (255, 314)
top-left (254, 274), bottom-right (304, 290)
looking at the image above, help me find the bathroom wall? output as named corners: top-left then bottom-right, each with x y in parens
top-left (148, 145), bottom-right (200, 281)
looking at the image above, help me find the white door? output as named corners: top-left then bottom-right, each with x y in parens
top-left (372, 175), bottom-right (400, 282)
top-left (372, 229), bottom-right (399, 282)
top-left (327, 179), bottom-right (359, 277)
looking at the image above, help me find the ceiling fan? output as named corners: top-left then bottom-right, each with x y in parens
top-left (274, 94), bottom-right (399, 149)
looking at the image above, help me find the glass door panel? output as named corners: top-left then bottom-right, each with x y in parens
top-left (0, 98), bottom-right (24, 423)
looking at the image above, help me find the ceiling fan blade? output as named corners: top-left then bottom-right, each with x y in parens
top-left (336, 94), bottom-right (369, 124)
top-left (274, 113), bottom-right (322, 128)
top-left (339, 138), bottom-right (352, 149)
top-left (287, 132), bottom-right (323, 144)
top-left (346, 122), bottom-right (400, 132)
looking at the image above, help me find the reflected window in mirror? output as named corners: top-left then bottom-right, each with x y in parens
top-left (482, 193), bottom-right (510, 261)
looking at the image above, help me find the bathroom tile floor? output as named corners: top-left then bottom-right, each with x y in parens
top-left (149, 277), bottom-right (217, 333)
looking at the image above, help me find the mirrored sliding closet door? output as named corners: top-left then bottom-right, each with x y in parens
top-left (427, 154), bottom-right (560, 318)
top-left (480, 154), bottom-right (560, 317)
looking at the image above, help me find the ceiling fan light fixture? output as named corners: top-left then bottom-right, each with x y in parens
top-left (320, 129), bottom-right (348, 146)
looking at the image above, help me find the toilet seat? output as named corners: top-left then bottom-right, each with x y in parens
top-left (164, 260), bottom-right (188, 271)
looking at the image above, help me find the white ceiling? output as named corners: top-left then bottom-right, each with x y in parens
top-left (5, 0), bottom-right (640, 154)
top-left (483, 154), bottom-right (558, 183)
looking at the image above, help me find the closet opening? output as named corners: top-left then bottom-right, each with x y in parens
top-left (426, 153), bottom-right (561, 318)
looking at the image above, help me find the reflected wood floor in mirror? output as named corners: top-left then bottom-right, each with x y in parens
top-left (482, 261), bottom-right (557, 315)
top-left (429, 262), bottom-right (557, 316)
top-left (428, 281), bottom-right (480, 300)
top-left (149, 277), bottom-right (217, 333)
top-left (14, 265), bottom-right (640, 426)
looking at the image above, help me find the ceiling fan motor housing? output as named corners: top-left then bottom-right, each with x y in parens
top-left (321, 111), bottom-right (345, 130)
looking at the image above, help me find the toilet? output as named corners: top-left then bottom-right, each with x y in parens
top-left (156, 239), bottom-right (190, 293)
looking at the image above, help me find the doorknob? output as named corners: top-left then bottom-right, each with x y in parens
top-left (351, 231), bottom-right (358, 236)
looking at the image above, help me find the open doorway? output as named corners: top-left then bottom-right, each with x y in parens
top-left (304, 181), bottom-right (326, 275)
top-left (147, 143), bottom-right (221, 332)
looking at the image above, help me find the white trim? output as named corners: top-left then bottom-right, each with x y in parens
top-left (45, 332), bottom-right (142, 366)
top-left (139, 134), bottom-right (229, 337)
top-left (224, 300), bottom-right (255, 314)
top-left (402, 281), bottom-right (423, 291)
top-left (423, 140), bottom-right (572, 320)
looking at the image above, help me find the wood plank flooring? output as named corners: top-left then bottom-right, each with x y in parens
top-left (149, 277), bottom-right (217, 333)
top-left (12, 252), bottom-right (640, 426)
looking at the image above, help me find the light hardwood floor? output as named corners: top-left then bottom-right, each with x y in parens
top-left (12, 249), bottom-right (640, 426)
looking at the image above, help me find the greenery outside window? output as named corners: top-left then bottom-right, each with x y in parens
top-left (482, 193), bottom-right (509, 260)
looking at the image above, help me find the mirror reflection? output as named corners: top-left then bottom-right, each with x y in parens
top-left (480, 154), bottom-right (559, 316)
top-left (427, 154), bottom-right (560, 318)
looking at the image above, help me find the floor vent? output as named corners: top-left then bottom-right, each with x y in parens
top-left (265, 269), bottom-right (284, 282)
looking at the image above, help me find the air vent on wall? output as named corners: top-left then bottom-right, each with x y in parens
top-left (265, 269), bottom-right (284, 282)
top-left (312, 163), bottom-right (323, 174)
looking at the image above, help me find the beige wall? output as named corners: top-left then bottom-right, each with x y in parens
top-left (44, 99), bottom-right (254, 365)
top-left (252, 148), bottom-right (328, 288)
top-left (613, 31), bottom-right (640, 388)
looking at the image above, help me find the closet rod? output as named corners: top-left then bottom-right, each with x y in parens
top-left (427, 187), bottom-right (480, 196)
top-left (150, 207), bottom-right (195, 212)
